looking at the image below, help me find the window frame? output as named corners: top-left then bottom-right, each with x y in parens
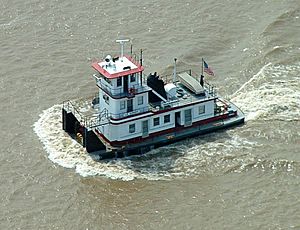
top-left (129, 124), bottom-right (135, 133)
top-left (138, 96), bottom-right (143, 105)
top-left (153, 117), bottom-right (160, 126)
top-left (164, 114), bottom-right (170, 123)
top-left (130, 74), bottom-right (136, 82)
top-left (184, 109), bottom-right (192, 125)
top-left (117, 78), bottom-right (122, 87)
top-left (198, 105), bottom-right (205, 115)
top-left (120, 100), bottom-right (125, 110)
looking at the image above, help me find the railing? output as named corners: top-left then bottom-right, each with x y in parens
top-left (110, 106), bottom-right (151, 119)
top-left (94, 74), bottom-right (150, 98)
top-left (84, 108), bottom-right (109, 129)
top-left (63, 100), bottom-right (85, 123)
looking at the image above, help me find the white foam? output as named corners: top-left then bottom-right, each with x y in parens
top-left (34, 105), bottom-right (149, 181)
top-left (33, 104), bottom-right (258, 179)
top-left (231, 63), bottom-right (300, 121)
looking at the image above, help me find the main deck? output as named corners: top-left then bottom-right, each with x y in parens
top-left (63, 70), bottom-right (226, 130)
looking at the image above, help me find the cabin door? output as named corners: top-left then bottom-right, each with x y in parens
top-left (175, 111), bottom-right (181, 127)
top-left (142, 120), bottom-right (149, 137)
top-left (123, 75), bottom-right (128, 93)
top-left (184, 109), bottom-right (192, 126)
top-left (127, 99), bottom-right (133, 112)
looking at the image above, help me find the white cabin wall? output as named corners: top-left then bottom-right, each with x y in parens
top-left (134, 92), bottom-right (148, 111)
top-left (192, 101), bottom-right (214, 122)
top-left (110, 97), bottom-right (121, 114)
top-left (113, 120), bottom-right (142, 141)
top-left (105, 111), bottom-right (175, 141)
top-left (149, 113), bottom-right (174, 132)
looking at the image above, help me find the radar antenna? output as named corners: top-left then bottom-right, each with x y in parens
top-left (116, 39), bottom-right (130, 62)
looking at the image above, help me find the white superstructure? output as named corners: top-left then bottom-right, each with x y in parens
top-left (88, 40), bottom-right (220, 144)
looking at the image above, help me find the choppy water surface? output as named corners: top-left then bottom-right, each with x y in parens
top-left (1, 0), bottom-right (300, 229)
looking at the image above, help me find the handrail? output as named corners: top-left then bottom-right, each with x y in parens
top-left (95, 75), bottom-right (150, 98)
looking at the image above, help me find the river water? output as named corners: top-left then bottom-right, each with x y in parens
top-left (1, 0), bottom-right (300, 229)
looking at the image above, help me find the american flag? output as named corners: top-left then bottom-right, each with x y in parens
top-left (203, 60), bottom-right (214, 76)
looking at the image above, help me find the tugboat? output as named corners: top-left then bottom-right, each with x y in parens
top-left (62, 39), bottom-right (245, 159)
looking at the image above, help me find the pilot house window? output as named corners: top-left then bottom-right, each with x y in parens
top-left (130, 74), bottom-right (136, 82)
top-left (117, 78), bottom-right (122, 87)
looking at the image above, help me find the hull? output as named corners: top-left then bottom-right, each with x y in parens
top-left (62, 103), bottom-right (245, 160)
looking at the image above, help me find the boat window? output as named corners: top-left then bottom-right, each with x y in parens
top-left (164, 114), bottom-right (170, 123)
top-left (117, 78), bottom-right (122, 87)
top-left (103, 95), bottom-right (109, 105)
top-left (198, 105), bottom-right (205, 115)
top-left (184, 109), bottom-right (192, 125)
top-left (129, 124), bottom-right (135, 133)
top-left (130, 74), bottom-right (136, 82)
top-left (120, 100), bottom-right (125, 110)
top-left (138, 96), bottom-right (143, 105)
top-left (153, 117), bottom-right (160, 126)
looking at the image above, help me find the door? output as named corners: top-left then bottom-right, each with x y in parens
top-left (184, 109), bottom-right (192, 126)
top-left (142, 120), bottom-right (149, 137)
top-left (127, 99), bottom-right (133, 112)
top-left (175, 111), bottom-right (181, 127)
top-left (123, 75), bottom-right (128, 93)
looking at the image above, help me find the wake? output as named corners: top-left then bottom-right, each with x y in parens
top-left (33, 62), bottom-right (300, 180)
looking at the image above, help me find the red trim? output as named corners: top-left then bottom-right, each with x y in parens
top-left (96, 113), bottom-right (229, 146)
top-left (92, 55), bottom-right (144, 79)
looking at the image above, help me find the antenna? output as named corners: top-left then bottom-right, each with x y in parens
top-left (116, 39), bottom-right (130, 62)
top-left (173, 58), bottom-right (177, 84)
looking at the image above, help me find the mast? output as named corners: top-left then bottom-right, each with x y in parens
top-left (116, 39), bottom-right (130, 61)
top-left (140, 49), bottom-right (143, 86)
top-left (173, 58), bottom-right (177, 84)
top-left (201, 58), bottom-right (204, 76)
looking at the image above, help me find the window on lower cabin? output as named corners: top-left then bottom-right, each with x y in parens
top-left (138, 96), bottom-right (143, 105)
top-left (130, 74), bottom-right (136, 82)
top-left (164, 114), bottom-right (170, 123)
top-left (120, 100), bottom-right (125, 110)
top-left (153, 117), bottom-right (160, 126)
top-left (117, 78), bottom-right (122, 87)
top-left (129, 124), bottom-right (135, 133)
top-left (198, 105), bottom-right (205, 115)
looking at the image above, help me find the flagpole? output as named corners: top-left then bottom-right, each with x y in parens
top-left (201, 58), bottom-right (204, 76)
